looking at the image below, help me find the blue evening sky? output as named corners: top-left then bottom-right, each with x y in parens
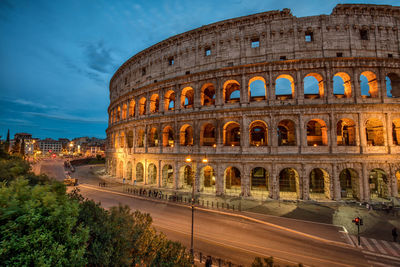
top-left (0, 0), bottom-right (397, 140)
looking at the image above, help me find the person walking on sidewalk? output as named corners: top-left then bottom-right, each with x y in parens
top-left (392, 227), bottom-right (398, 243)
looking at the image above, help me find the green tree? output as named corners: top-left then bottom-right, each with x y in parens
top-left (0, 179), bottom-right (89, 266)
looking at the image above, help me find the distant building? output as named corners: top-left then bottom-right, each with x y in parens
top-left (13, 133), bottom-right (35, 155)
top-left (39, 138), bottom-right (62, 154)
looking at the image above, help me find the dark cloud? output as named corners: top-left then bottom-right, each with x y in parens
top-left (84, 41), bottom-right (115, 74)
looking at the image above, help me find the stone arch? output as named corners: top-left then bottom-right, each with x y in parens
top-left (129, 99), bottom-right (135, 117)
top-left (127, 130), bottom-right (134, 148)
top-left (162, 125), bottom-right (174, 147)
top-left (148, 127), bottom-right (159, 147)
top-left (112, 159), bottom-right (117, 176)
top-left (201, 83), bottom-right (216, 106)
top-left (275, 74), bottom-right (295, 100)
top-left (181, 87), bottom-right (194, 108)
top-left (396, 170), bottom-right (400, 195)
top-left (304, 73), bottom-right (324, 99)
top-left (126, 161), bottom-right (132, 180)
top-left (365, 118), bottom-right (384, 146)
top-left (114, 133), bottom-right (119, 148)
top-left (223, 80), bottom-right (240, 103)
top-left (119, 132), bottom-right (125, 148)
top-left (306, 119), bottom-right (328, 146)
top-left (337, 118), bottom-right (356, 146)
top-left (200, 122), bottom-right (216, 146)
top-left (224, 166), bottom-right (241, 195)
top-left (162, 164), bottom-right (174, 188)
top-left (117, 106), bottom-right (121, 121)
top-left (249, 120), bottom-right (268, 146)
top-left (333, 72), bottom-right (352, 98)
top-left (386, 73), bottom-right (400, 98)
top-left (200, 165), bottom-right (215, 193)
top-left (150, 94), bottom-right (160, 113)
top-left (122, 103), bottom-right (127, 119)
top-left (277, 119), bottom-right (296, 146)
top-left (250, 167), bottom-right (269, 195)
top-left (339, 168), bottom-right (359, 200)
top-left (180, 124), bottom-right (194, 146)
top-left (369, 168), bottom-right (389, 200)
top-left (392, 119), bottom-right (400, 146)
top-left (309, 168), bottom-right (330, 200)
top-left (147, 163), bottom-right (157, 185)
top-left (136, 128), bottom-right (145, 147)
top-left (248, 76), bottom-right (267, 101)
top-left (279, 168), bottom-right (300, 199)
top-left (223, 121), bottom-right (241, 146)
top-left (179, 165), bottom-right (193, 189)
top-left (360, 71), bottom-right (378, 98)
top-left (118, 161), bottom-right (124, 179)
top-left (139, 97), bottom-right (146, 115)
top-left (164, 90), bottom-right (175, 110)
top-left (136, 162), bottom-right (144, 182)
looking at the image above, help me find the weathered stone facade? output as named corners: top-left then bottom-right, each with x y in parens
top-left (106, 4), bottom-right (400, 202)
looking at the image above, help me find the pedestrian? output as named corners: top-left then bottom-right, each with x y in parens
top-left (205, 256), bottom-right (212, 267)
top-left (392, 227), bottom-right (398, 243)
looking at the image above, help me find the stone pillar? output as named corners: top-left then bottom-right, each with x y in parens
top-left (159, 89), bottom-right (165, 113)
top-left (385, 113), bottom-right (392, 153)
top-left (242, 165), bottom-right (251, 197)
top-left (195, 163), bottom-right (201, 193)
top-left (298, 114), bottom-right (304, 152)
top-left (326, 68), bottom-right (334, 103)
top-left (391, 166), bottom-right (399, 197)
top-left (329, 112), bottom-right (336, 152)
top-left (215, 77), bottom-right (223, 107)
top-left (158, 160), bottom-right (162, 187)
top-left (332, 164), bottom-right (341, 200)
top-left (271, 163), bottom-right (279, 199)
top-left (194, 82), bottom-right (201, 110)
top-left (300, 164), bottom-right (307, 200)
top-left (216, 119), bottom-right (223, 152)
top-left (358, 113), bottom-right (366, 153)
top-left (361, 163), bottom-right (369, 202)
top-left (242, 115), bottom-right (250, 148)
top-left (216, 163), bottom-right (223, 195)
top-left (240, 74), bottom-right (249, 106)
top-left (296, 70), bottom-right (304, 104)
top-left (352, 68), bottom-right (360, 103)
top-left (175, 84), bottom-right (181, 111)
top-left (174, 160), bottom-right (180, 189)
top-left (378, 67), bottom-right (387, 102)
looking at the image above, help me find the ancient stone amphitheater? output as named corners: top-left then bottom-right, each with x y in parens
top-left (106, 4), bottom-right (400, 202)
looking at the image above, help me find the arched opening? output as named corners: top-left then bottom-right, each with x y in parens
top-left (122, 103), bottom-right (127, 119)
top-left (339, 168), bottom-right (359, 200)
top-left (112, 159), bottom-right (116, 176)
top-left (114, 133), bottom-right (119, 149)
top-left (249, 77), bottom-right (267, 101)
top-left (279, 168), bottom-right (300, 199)
top-left (118, 161), bottom-right (124, 178)
top-left (148, 127), bottom-right (159, 147)
top-left (201, 166), bottom-right (215, 193)
top-left (129, 100), bottom-right (135, 117)
top-left (333, 72), bottom-right (352, 98)
top-left (360, 71), bottom-right (378, 98)
top-left (275, 74), bottom-right (294, 100)
top-left (181, 87), bottom-right (194, 109)
top-left (309, 168), bottom-right (330, 199)
top-left (223, 80), bottom-right (240, 103)
top-left (126, 161), bottom-right (132, 180)
top-left (369, 168), bottom-right (388, 200)
top-left (225, 167), bottom-right (241, 195)
top-left (386, 73), bottom-right (400, 97)
top-left (162, 164), bottom-right (174, 188)
top-left (249, 120), bottom-right (268, 146)
top-left (223, 122), bottom-right (240, 146)
top-left (277, 120), bottom-right (296, 146)
top-left (201, 83), bottom-right (216, 106)
top-left (200, 123), bottom-right (216, 146)
top-left (307, 119), bottom-right (328, 146)
top-left (117, 106), bottom-right (121, 121)
top-left (365, 118), bottom-right (384, 146)
top-left (392, 119), bottom-right (400, 145)
top-left (397, 170), bottom-right (400, 194)
top-left (337, 119), bottom-right (356, 146)
top-left (180, 125), bottom-right (193, 146)
top-left (162, 126), bottom-right (174, 147)
top-left (304, 73), bottom-right (324, 99)
top-left (251, 167), bottom-right (269, 197)
top-left (136, 162), bottom-right (144, 182)
top-left (164, 90), bottom-right (175, 110)
top-left (180, 165), bottom-right (193, 189)
top-left (119, 132), bottom-right (125, 148)
top-left (147, 163), bottom-right (157, 185)
top-left (139, 97), bottom-right (146, 115)
top-left (136, 129), bottom-right (145, 147)
top-left (150, 94), bottom-right (159, 113)
top-left (127, 130), bottom-right (133, 148)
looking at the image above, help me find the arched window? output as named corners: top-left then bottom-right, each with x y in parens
top-left (369, 168), bottom-right (388, 199)
top-left (164, 90), bottom-right (175, 110)
top-left (148, 127), bottom-right (159, 147)
top-left (114, 133), bottom-right (119, 148)
top-left (126, 161), bottom-right (132, 180)
top-left (339, 168), bottom-right (359, 200)
top-left (181, 87), bottom-right (194, 108)
top-left (249, 120), bottom-right (268, 146)
top-left (200, 123), bottom-right (216, 146)
top-left (150, 94), bottom-right (159, 113)
top-left (333, 72), bottom-right (352, 98)
top-left (360, 71), bottom-right (378, 98)
top-left (306, 119), bottom-right (328, 146)
top-left (304, 73), bottom-right (324, 99)
top-left (223, 122), bottom-right (240, 146)
top-left (162, 165), bottom-right (174, 188)
top-left (127, 130), bottom-right (134, 148)
top-left (180, 124), bottom-right (193, 146)
top-left (136, 129), bottom-right (145, 147)
top-left (365, 118), bottom-right (384, 146)
top-left (251, 167), bottom-right (268, 192)
top-left (180, 165), bottom-right (193, 188)
top-left (119, 132), bottom-right (125, 148)
top-left (309, 168), bottom-right (330, 199)
top-left (136, 162), bottom-right (144, 182)
top-left (337, 119), bottom-right (356, 146)
top-left (225, 167), bottom-right (241, 194)
top-left (148, 163), bottom-right (157, 184)
top-left (129, 100), bottom-right (135, 117)
top-left (118, 161), bottom-right (124, 178)
top-left (122, 103), bottom-right (127, 119)
top-left (277, 120), bottom-right (296, 146)
top-left (249, 77), bottom-right (267, 101)
top-left (386, 73), bottom-right (400, 98)
top-left (223, 80), bottom-right (240, 103)
top-left (201, 166), bottom-right (215, 192)
top-left (393, 119), bottom-right (400, 145)
top-left (279, 168), bottom-right (300, 199)
top-left (162, 126), bottom-right (174, 147)
top-left (117, 106), bottom-right (121, 121)
top-left (201, 83), bottom-right (216, 106)
top-left (275, 74), bottom-right (294, 100)
top-left (139, 97), bottom-right (146, 115)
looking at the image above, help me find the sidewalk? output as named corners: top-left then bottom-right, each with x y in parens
top-left (349, 235), bottom-right (400, 258)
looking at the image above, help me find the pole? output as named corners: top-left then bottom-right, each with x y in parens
top-left (190, 163), bottom-right (195, 264)
top-left (357, 224), bottom-right (360, 246)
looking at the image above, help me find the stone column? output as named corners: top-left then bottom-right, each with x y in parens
top-left (298, 114), bottom-right (305, 153)
top-left (300, 164), bottom-right (307, 200)
top-left (215, 77), bottom-right (223, 107)
top-left (385, 113), bottom-right (392, 153)
top-left (271, 163), bottom-right (278, 199)
top-left (215, 163), bottom-right (223, 195)
top-left (174, 160), bottom-right (180, 189)
top-left (358, 113), bottom-right (366, 153)
top-left (159, 89), bottom-right (165, 113)
top-left (378, 67), bottom-right (387, 102)
top-left (158, 160), bottom-right (162, 187)
top-left (332, 163), bottom-right (341, 200)
top-left (296, 70), bottom-right (304, 104)
top-left (175, 84), bottom-right (181, 111)
top-left (194, 82), bottom-right (201, 110)
top-left (242, 115), bottom-right (250, 148)
top-left (361, 163), bottom-right (369, 202)
top-left (240, 74), bottom-right (249, 106)
top-left (329, 112), bottom-right (336, 152)
top-left (242, 165), bottom-right (251, 197)
top-left (352, 68), bottom-right (360, 103)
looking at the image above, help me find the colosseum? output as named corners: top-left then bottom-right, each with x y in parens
top-left (106, 4), bottom-right (400, 202)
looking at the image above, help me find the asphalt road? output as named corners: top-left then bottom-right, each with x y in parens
top-left (38, 159), bottom-right (400, 267)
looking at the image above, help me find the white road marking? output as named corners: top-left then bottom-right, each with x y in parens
top-left (371, 238), bottom-right (387, 255)
top-left (361, 236), bottom-right (374, 251)
top-left (350, 235), bottom-right (360, 247)
top-left (381, 240), bottom-right (399, 257)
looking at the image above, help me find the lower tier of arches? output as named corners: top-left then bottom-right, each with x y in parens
top-left (106, 153), bottom-right (400, 202)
